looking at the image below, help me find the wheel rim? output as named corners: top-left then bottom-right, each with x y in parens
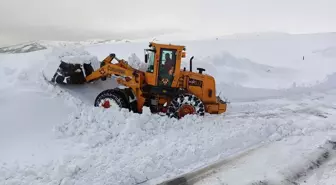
top-left (99, 98), bottom-right (119, 109)
top-left (178, 104), bottom-right (196, 118)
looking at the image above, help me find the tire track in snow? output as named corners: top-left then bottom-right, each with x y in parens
top-left (283, 141), bottom-right (336, 185)
top-left (156, 144), bottom-right (265, 185)
top-left (159, 140), bottom-right (336, 185)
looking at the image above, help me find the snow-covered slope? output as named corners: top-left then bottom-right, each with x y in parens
top-left (0, 42), bottom-right (47, 54)
top-left (41, 39), bottom-right (131, 48)
top-left (1, 33), bottom-right (336, 185)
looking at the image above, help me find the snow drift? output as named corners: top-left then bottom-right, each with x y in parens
top-left (187, 51), bottom-right (298, 89)
top-left (4, 87), bottom-right (336, 185)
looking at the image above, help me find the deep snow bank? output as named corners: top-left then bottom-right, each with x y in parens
top-left (187, 51), bottom-right (299, 89)
top-left (218, 72), bottom-right (336, 102)
top-left (0, 50), bottom-right (84, 166)
top-left (180, 32), bottom-right (336, 68)
top-left (1, 105), bottom-right (278, 185)
top-left (4, 87), bottom-right (336, 185)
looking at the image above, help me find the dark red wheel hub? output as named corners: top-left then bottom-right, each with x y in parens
top-left (178, 104), bottom-right (196, 118)
top-left (102, 100), bottom-right (111, 108)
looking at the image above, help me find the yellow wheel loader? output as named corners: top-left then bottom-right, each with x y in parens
top-left (50, 42), bottom-right (227, 119)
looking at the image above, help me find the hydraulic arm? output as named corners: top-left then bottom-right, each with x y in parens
top-left (85, 54), bottom-right (136, 82)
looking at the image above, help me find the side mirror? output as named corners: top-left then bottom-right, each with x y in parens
top-left (145, 54), bottom-right (148, 63)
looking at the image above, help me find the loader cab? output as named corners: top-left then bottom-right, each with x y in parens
top-left (144, 42), bottom-right (185, 87)
top-left (157, 49), bottom-right (177, 86)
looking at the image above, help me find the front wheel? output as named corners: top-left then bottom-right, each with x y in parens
top-left (166, 94), bottom-right (205, 119)
top-left (94, 89), bottom-right (129, 110)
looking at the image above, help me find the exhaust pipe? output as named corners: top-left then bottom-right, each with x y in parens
top-left (190, 56), bottom-right (194, 72)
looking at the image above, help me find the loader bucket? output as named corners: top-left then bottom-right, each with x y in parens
top-left (51, 61), bottom-right (94, 84)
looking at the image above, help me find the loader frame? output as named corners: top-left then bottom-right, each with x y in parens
top-left (51, 42), bottom-right (227, 118)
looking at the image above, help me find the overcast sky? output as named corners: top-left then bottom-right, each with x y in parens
top-left (0, 0), bottom-right (335, 46)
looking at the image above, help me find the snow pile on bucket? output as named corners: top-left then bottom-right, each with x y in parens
top-left (41, 47), bottom-right (149, 82)
top-left (42, 47), bottom-right (101, 81)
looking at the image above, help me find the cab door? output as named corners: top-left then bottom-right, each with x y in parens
top-left (157, 48), bottom-right (177, 87)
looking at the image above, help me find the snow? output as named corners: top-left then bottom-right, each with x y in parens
top-left (304, 155), bottom-right (336, 185)
top-left (0, 51), bottom-right (79, 167)
top-left (1, 32), bottom-right (336, 185)
top-left (192, 134), bottom-right (336, 185)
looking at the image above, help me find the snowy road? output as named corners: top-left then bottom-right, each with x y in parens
top-left (161, 136), bottom-right (336, 185)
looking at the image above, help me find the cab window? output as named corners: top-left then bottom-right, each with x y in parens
top-left (158, 49), bottom-right (176, 86)
top-left (146, 50), bottom-right (155, 73)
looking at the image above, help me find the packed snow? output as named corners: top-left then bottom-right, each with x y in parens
top-left (1, 33), bottom-right (336, 185)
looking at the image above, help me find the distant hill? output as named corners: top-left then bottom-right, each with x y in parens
top-left (0, 42), bottom-right (47, 54)
top-left (0, 39), bottom-right (131, 54)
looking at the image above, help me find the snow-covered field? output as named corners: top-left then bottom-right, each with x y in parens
top-left (1, 33), bottom-right (336, 185)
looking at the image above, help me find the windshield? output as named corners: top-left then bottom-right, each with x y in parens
top-left (146, 49), bottom-right (155, 73)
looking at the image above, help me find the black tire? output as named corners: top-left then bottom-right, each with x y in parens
top-left (166, 93), bottom-right (205, 119)
top-left (94, 89), bottom-right (129, 110)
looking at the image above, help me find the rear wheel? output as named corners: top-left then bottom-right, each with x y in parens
top-left (94, 89), bottom-right (129, 110)
top-left (166, 94), bottom-right (205, 119)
